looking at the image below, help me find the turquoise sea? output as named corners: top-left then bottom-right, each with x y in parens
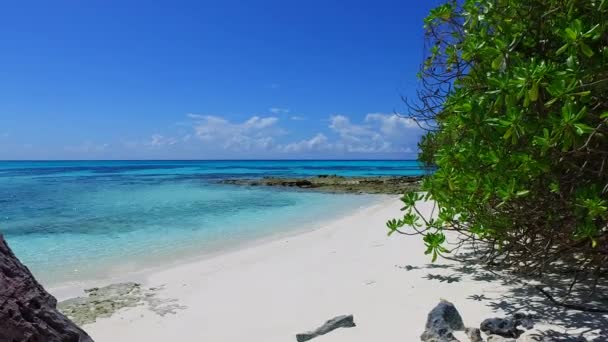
top-left (0, 160), bottom-right (424, 286)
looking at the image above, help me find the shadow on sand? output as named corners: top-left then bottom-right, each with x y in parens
top-left (396, 253), bottom-right (608, 341)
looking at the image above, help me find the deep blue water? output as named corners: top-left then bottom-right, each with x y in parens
top-left (0, 160), bottom-right (424, 285)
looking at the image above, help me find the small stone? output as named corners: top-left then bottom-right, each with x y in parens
top-left (480, 313), bottom-right (536, 339)
top-left (480, 318), bottom-right (520, 338)
top-left (421, 299), bottom-right (465, 342)
top-left (465, 327), bottom-right (483, 342)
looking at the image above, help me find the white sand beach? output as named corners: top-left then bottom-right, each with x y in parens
top-left (56, 197), bottom-right (605, 341)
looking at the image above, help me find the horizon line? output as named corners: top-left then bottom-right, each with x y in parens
top-left (0, 158), bottom-right (419, 162)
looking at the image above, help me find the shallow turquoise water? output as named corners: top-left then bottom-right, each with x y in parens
top-left (0, 160), bottom-right (425, 285)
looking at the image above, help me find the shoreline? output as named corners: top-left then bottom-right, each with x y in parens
top-left (54, 196), bottom-right (606, 341)
top-left (49, 195), bottom-right (395, 300)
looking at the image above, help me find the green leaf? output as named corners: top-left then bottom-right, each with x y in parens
top-left (528, 82), bottom-right (539, 102)
top-left (574, 123), bottom-right (594, 135)
top-left (556, 44), bottom-right (569, 55)
top-left (565, 28), bottom-right (577, 41)
top-left (491, 54), bottom-right (504, 70)
top-left (570, 91), bottom-right (591, 97)
top-left (583, 24), bottom-right (600, 38)
top-left (600, 112), bottom-right (608, 119)
top-left (580, 42), bottom-right (594, 57)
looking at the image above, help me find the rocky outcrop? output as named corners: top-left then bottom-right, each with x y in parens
top-left (220, 175), bottom-right (423, 194)
top-left (0, 233), bottom-right (93, 342)
top-left (420, 299), bottom-right (465, 341)
top-left (296, 314), bottom-right (356, 342)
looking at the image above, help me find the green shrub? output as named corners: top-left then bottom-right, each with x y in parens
top-left (390, 0), bottom-right (608, 281)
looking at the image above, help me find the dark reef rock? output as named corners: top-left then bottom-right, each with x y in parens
top-left (220, 175), bottom-right (423, 194)
top-left (480, 317), bottom-right (520, 338)
top-left (296, 314), bottom-right (356, 342)
top-left (420, 299), bottom-right (465, 342)
top-left (480, 313), bottom-right (536, 338)
top-left (0, 234), bottom-right (93, 342)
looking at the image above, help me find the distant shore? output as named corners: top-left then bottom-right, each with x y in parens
top-left (220, 175), bottom-right (423, 194)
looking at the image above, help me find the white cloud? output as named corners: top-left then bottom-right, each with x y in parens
top-left (269, 107), bottom-right (290, 114)
top-left (328, 115), bottom-right (389, 152)
top-left (282, 133), bottom-right (329, 153)
top-left (365, 113), bottom-right (417, 136)
top-left (329, 115), bottom-right (380, 140)
top-left (147, 134), bottom-right (177, 147)
top-left (190, 114), bottom-right (283, 151)
top-left (324, 113), bottom-right (420, 153)
top-left (180, 112), bottom-right (421, 155)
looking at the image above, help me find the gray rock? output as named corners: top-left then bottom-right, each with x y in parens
top-left (296, 314), bottom-right (356, 342)
top-left (480, 313), bottom-right (536, 338)
top-left (481, 318), bottom-right (520, 338)
top-left (465, 327), bottom-right (484, 342)
top-left (421, 299), bottom-right (465, 342)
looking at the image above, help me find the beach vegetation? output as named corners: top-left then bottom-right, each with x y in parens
top-left (389, 0), bottom-right (608, 303)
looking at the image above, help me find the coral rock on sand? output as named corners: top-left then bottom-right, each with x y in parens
top-left (0, 234), bottom-right (93, 342)
top-left (465, 327), bottom-right (484, 342)
top-left (59, 283), bottom-right (145, 326)
top-left (59, 282), bottom-right (186, 326)
top-left (296, 314), bottom-right (356, 342)
top-left (480, 313), bottom-right (536, 338)
top-left (420, 299), bottom-right (465, 342)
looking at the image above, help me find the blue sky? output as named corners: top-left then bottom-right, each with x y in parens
top-left (0, 1), bottom-right (442, 160)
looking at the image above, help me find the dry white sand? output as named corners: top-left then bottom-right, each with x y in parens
top-left (55, 197), bottom-right (606, 341)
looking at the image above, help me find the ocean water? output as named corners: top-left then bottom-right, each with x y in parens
top-left (0, 160), bottom-right (424, 286)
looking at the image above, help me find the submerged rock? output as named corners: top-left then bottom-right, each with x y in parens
top-left (220, 175), bottom-right (423, 194)
top-left (296, 314), bottom-right (356, 342)
top-left (0, 233), bottom-right (93, 342)
top-left (420, 299), bottom-right (465, 342)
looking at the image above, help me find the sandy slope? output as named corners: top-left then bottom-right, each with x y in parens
top-left (64, 197), bottom-right (605, 341)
